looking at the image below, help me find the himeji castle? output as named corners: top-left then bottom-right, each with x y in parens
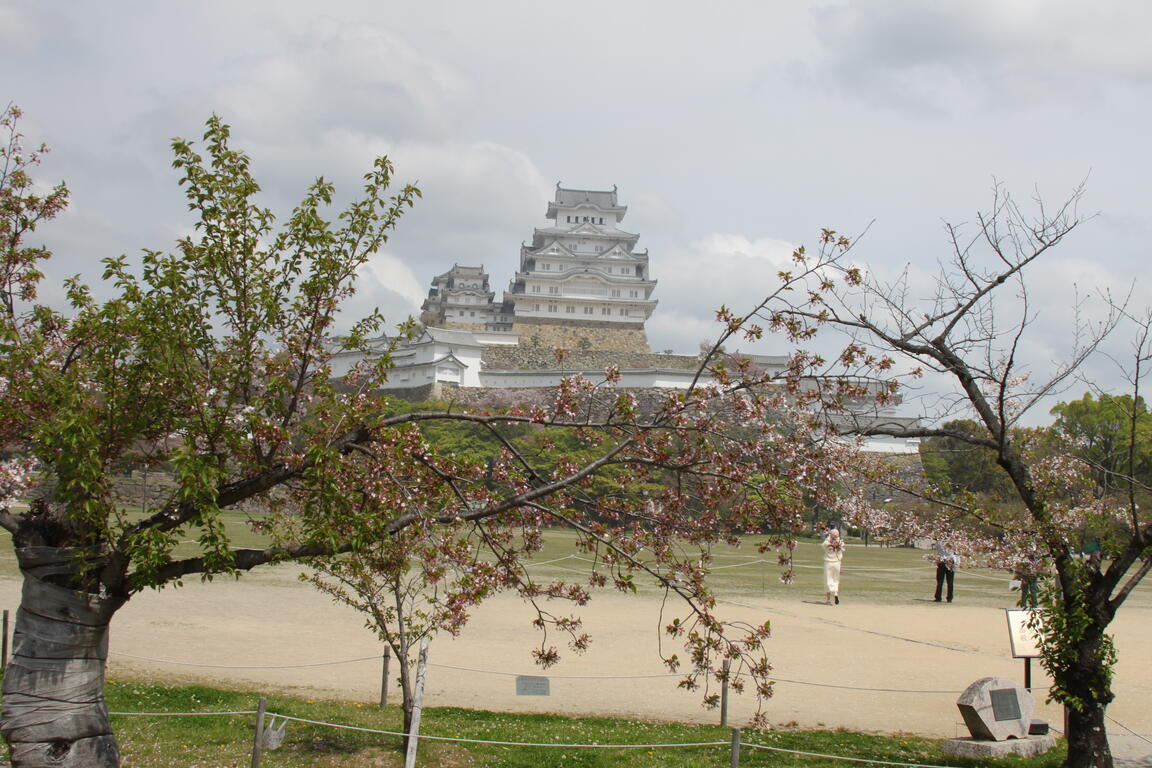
top-left (421, 185), bottom-right (658, 353)
top-left (328, 183), bottom-right (917, 453)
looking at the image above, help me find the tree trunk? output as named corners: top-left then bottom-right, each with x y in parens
top-left (1065, 701), bottom-right (1112, 768)
top-left (1, 547), bottom-right (126, 768)
top-left (398, 652), bottom-right (413, 751)
top-left (1055, 598), bottom-right (1116, 768)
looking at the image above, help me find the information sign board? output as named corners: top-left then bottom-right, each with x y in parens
top-left (1005, 609), bottom-right (1042, 658)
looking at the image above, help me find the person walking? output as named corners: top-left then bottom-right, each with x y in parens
top-left (933, 541), bottom-right (958, 602)
top-left (1014, 552), bottom-right (1042, 608)
top-left (822, 526), bottom-right (845, 605)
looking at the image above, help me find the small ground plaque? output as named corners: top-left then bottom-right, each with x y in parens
top-left (515, 675), bottom-right (550, 696)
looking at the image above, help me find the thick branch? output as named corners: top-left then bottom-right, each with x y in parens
top-left (0, 507), bottom-right (20, 535)
top-left (1102, 522), bottom-right (1152, 612)
top-left (1109, 553), bottom-right (1152, 611)
top-left (153, 541), bottom-right (340, 583)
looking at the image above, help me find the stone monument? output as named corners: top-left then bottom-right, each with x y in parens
top-left (942, 677), bottom-right (1056, 759)
top-left (958, 676), bottom-right (1033, 739)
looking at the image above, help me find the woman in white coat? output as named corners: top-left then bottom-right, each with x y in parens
top-left (822, 527), bottom-right (845, 605)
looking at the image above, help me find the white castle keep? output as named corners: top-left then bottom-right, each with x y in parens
top-left (422, 185), bottom-right (657, 353)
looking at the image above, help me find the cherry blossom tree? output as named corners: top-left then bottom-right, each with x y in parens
top-left (305, 530), bottom-right (472, 740)
top-left (0, 110), bottom-right (866, 768)
top-left (758, 187), bottom-right (1149, 768)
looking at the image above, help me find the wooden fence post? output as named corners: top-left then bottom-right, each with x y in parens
top-left (2, 609), bottom-right (9, 673)
top-left (730, 727), bottom-right (741, 768)
top-left (720, 659), bottom-right (730, 727)
top-left (380, 646), bottom-right (390, 706)
top-left (250, 696), bottom-right (266, 768)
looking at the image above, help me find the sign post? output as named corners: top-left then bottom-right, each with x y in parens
top-left (1004, 609), bottom-right (1041, 691)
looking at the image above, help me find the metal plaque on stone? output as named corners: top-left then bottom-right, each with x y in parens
top-left (515, 675), bottom-right (550, 696)
top-left (989, 688), bottom-right (1022, 722)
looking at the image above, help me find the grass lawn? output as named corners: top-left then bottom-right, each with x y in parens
top-left (106, 679), bottom-right (1066, 768)
top-left (519, 528), bottom-right (1152, 609)
top-left (1, 502), bottom-right (1144, 609)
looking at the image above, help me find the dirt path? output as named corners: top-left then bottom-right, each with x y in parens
top-left (1, 564), bottom-right (1149, 762)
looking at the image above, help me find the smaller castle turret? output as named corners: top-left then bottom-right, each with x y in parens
top-left (420, 264), bottom-right (512, 331)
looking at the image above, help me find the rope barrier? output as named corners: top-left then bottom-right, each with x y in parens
top-left (103, 707), bottom-right (981, 767)
top-left (430, 661), bottom-right (993, 691)
top-left (523, 555), bottom-right (588, 566)
top-left (771, 677), bottom-right (964, 694)
top-left (268, 712), bottom-right (729, 748)
top-left (418, 735), bottom-right (727, 749)
top-left (771, 675), bottom-right (1051, 694)
top-left (109, 651), bottom-right (379, 669)
top-left (107, 648), bottom-right (1037, 692)
top-left (523, 554), bottom-right (1014, 583)
top-left (792, 563), bottom-right (942, 573)
top-left (1107, 714), bottom-right (1152, 746)
top-left (743, 741), bottom-right (968, 768)
top-left (716, 597), bottom-right (992, 657)
top-left (260, 712), bottom-right (405, 737)
top-left (428, 662), bottom-right (680, 680)
top-left (109, 710), bottom-right (257, 717)
top-left (108, 647), bottom-right (1033, 693)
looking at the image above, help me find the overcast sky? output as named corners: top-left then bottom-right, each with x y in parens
top-left (5, 1), bottom-right (1152, 423)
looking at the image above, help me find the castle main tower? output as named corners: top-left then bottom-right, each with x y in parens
top-left (503, 185), bottom-right (657, 352)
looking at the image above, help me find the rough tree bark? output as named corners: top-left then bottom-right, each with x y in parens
top-left (0, 548), bottom-right (126, 768)
top-left (1066, 702), bottom-right (1113, 768)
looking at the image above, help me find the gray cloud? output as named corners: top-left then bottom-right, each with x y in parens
top-left (809, 1), bottom-right (1152, 113)
top-left (5, 0), bottom-right (1152, 426)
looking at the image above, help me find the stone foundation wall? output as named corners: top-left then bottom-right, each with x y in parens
top-left (407, 384), bottom-right (680, 415)
top-left (511, 319), bottom-right (650, 353)
top-left (482, 347), bottom-right (700, 372)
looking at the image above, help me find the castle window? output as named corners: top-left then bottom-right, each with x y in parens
top-left (533, 303), bottom-right (540, 311)
top-left (630, 290), bottom-right (639, 298)
top-left (548, 286), bottom-right (559, 294)
top-left (566, 305), bottom-right (575, 313)
top-left (584, 306), bottom-right (594, 315)
top-left (619, 308), bottom-right (627, 315)
top-left (611, 289), bottom-right (620, 297)
top-left (601, 307), bottom-right (611, 315)
top-left (548, 304), bottom-right (558, 313)
top-left (532, 285), bottom-right (540, 292)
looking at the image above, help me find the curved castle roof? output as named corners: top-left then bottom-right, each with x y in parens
top-left (547, 184), bottom-right (626, 221)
